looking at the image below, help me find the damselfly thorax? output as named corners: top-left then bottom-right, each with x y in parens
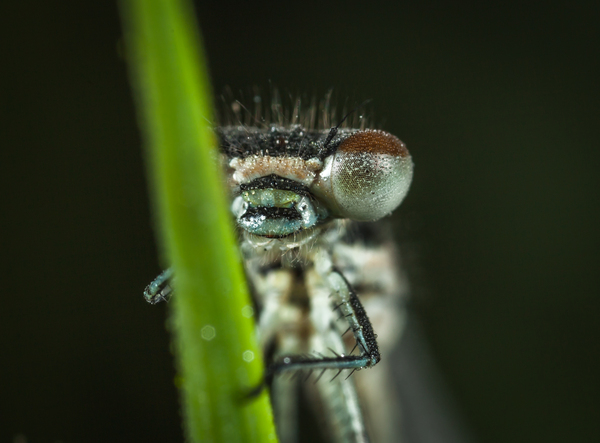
top-left (145, 99), bottom-right (413, 443)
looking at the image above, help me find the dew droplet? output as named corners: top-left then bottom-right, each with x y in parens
top-left (242, 305), bottom-right (254, 318)
top-left (201, 325), bottom-right (216, 341)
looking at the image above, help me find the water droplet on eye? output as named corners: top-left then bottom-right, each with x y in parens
top-left (242, 350), bottom-right (254, 362)
top-left (201, 325), bottom-right (216, 341)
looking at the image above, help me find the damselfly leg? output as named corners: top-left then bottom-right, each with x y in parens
top-left (143, 268), bottom-right (173, 304)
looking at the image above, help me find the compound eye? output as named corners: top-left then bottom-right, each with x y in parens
top-left (329, 130), bottom-right (413, 221)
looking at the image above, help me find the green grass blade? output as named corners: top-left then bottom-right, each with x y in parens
top-left (119, 1), bottom-right (277, 441)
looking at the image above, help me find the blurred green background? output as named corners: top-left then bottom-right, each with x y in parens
top-left (2, 1), bottom-right (598, 442)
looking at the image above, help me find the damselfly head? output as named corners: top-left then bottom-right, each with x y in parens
top-left (220, 95), bottom-right (413, 239)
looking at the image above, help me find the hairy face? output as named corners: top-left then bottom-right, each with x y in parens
top-left (221, 124), bottom-right (413, 241)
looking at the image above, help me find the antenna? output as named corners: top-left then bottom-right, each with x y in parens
top-left (322, 99), bottom-right (372, 149)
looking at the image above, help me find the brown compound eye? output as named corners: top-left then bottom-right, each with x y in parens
top-left (313, 130), bottom-right (413, 221)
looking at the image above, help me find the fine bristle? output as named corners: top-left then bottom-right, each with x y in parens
top-left (218, 87), bottom-right (373, 131)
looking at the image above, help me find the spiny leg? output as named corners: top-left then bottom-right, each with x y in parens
top-left (304, 264), bottom-right (371, 443)
top-left (264, 249), bottom-right (381, 384)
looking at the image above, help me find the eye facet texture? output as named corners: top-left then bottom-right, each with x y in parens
top-left (328, 130), bottom-right (413, 221)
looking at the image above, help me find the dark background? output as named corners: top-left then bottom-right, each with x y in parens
top-left (2, 1), bottom-right (599, 442)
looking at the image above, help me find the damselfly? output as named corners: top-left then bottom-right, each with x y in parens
top-left (145, 93), bottom-right (413, 443)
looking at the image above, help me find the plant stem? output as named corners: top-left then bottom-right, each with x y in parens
top-left (120, 1), bottom-right (277, 441)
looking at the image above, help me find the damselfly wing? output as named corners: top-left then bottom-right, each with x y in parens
top-left (145, 95), bottom-right (413, 443)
